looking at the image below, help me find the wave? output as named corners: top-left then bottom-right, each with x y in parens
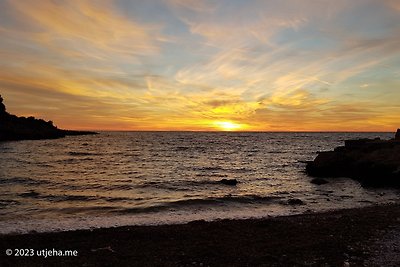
top-left (174, 146), bottom-right (207, 152)
top-left (192, 166), bottom-right (225, 171)
top-left (19, 191), bottom-right (40, 198)
top-left (68, 151), bottom-right (99, 156)
top-left (134, 178), bottom-right (240, 190)
top-left (100, 184), bottom-right (133, 191)
top-left (0, 199), bottom-right (20, 208)
top-left (192, 166), bottom-right (253, 173)
top-left (43, 206), bottom-right (119, 214)
top-left (195, 173), bottom-right (228, 177)
top-left (52, 157), bottom-right (94, 164)
top-left (57, 182), bottom-right (134, 191)
top-left (0, 176), bottom-right (50, 185)
top-left (18, 191), bottom-right (98, 202)
top-left (105, 196), bottom-right (136, 202)
top-left (16, 193), bottom-right (283, 215)
top-left (116, 195), bottom-right (282, 215)
top-left (17, 191), bottom-right (138, 204)
top-left (268, 150), bottom-right (286, 154)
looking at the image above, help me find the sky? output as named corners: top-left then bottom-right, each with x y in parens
top-left (0, 0), bottom-right (399, 131)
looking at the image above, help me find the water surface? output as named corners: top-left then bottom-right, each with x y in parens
top-left (0, 132), bottom-right (398, 233)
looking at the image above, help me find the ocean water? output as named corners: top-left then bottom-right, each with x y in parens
top-left (0, 132), bottom-right (399, 234)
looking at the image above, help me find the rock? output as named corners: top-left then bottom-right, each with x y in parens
top-left (219, 179), bottom-right (238, 186)
top-left (287, 198), bottom-right (304, 205)
top-left (311, 178), bottom-right (329, 185)
top-left (396, 129), bottom-right (400, 140)
top-left (0, 95), bottom-right (97, 141)
top-left (19, 191), bottom-right (40, 198)
top-left (306, 130), bottom-right (400, 187)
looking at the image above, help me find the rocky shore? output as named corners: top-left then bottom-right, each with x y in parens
top-left (306, 129), bottom-right (400, 187)
top-left (0, 95), bottom-right (97, 141)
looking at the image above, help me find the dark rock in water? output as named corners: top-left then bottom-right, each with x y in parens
top-left (19, 191), bottom-right (40, 198)
top-left (287, 198), bottom-right (304, 205)
top-left (306, 130), bottom-right (400, 187)
top-left (311, 178), bottom-right (329, 185)
top-left (396, 129), bottom-right (400, 140)
top-left (0, 95), bottom-right (97, 141)
top-left (219, 179), bottom-right (238, 186)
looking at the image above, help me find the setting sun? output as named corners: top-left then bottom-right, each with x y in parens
top-left (214, 121), bottom-right (245, 131)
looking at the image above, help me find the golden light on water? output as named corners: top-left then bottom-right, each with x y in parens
top-left (213, 121), bottom-right (246, 131)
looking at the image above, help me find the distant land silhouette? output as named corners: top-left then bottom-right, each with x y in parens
top-left (0, 95), bottom-right (97, 141)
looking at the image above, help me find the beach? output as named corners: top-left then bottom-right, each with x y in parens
top-left (1, 203), bottom-right (399, 266)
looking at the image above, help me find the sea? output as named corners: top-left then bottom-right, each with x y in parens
top-left (0, 132), bottom-right (399, 234)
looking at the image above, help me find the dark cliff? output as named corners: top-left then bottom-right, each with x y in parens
top-left (0, 95), bottom-right (97, 141)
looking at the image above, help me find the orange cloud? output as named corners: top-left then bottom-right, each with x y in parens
top-left (8, 0), bottom-right (160, 58)
top-left (1, 0), bottom-right (399, 131)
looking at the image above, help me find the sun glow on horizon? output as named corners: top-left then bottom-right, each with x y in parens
top-left (213, 121), bottom-right (247, 131)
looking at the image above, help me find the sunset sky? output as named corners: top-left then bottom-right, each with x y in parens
top-left (0, 0), bottom-right (399, 131)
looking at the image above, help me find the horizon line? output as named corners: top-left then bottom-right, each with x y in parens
top-left (74, 130), bottom-right (395, 133)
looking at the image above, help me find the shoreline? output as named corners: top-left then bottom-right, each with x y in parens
top-left (1, 204), bottom-right (400, 266)
top-left (0, 200), bottom-right (394, 236)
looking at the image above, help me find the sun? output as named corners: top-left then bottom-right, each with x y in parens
top-left (213, 121), bottom-right (244, 131)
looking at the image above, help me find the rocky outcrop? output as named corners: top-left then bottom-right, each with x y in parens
top-left (310, 178), bottom-right (329, 185)
top-left (219, 179), bottom-right (238, 186)
top-left (0, 95), bottom-right (97, 141)
top-left (306, 131), bottom-right (400, 187)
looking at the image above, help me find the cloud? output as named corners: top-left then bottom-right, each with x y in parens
top-left (0, 0), bottom-right (165, 90)
top-left (6, 0), bottom-right (161, 58)
top-left (0, 0), bottom-right (399, 131)
top-left (167, 0), bottom-right (400, 131)
top-left (0, 0), bottom-right (171, 129)
top-left (166, 0), bottom-right (217, 13)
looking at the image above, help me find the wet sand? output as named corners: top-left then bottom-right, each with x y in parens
top-left (1, 204), bottom-right (400, 266)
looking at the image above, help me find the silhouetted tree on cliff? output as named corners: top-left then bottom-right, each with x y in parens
top-left (0, 94), bottom-right (96, 141)
top-left (0, 95), bottom-right (6, 114)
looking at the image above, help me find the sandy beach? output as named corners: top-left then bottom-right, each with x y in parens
top-left (1, 204), bottom-right (400, 266)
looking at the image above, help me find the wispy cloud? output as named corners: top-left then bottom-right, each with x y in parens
top-left (166, 0), bottom-right (217, 13)
top-left (7, 0), bottom-right (161, 57)
top-left (0, 0), bottom-right (399, 131)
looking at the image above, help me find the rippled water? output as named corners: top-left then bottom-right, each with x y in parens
top-left (0, 132), bottom-right (399, 233)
